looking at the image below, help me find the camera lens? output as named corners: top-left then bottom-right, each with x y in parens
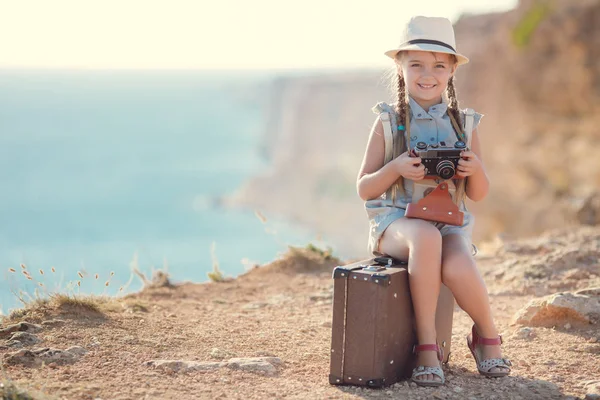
top-left (436, 160), bottom-right (455, 180)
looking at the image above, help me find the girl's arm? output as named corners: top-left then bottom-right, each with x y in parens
top-left (463, 128), bottom-right (489, 202)
top-left (357, 118), bottom-right (425, 201)
top-left (356, 118), bottom-right (401, 201)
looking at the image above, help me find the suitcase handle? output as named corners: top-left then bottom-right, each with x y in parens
top-left (373, 256), bottom-right (408, 266)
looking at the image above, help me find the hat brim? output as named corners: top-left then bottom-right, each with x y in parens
top-left (385, 43), bottom-right (469, 66)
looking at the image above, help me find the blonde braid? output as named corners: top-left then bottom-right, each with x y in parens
top-left (391, 73), bottom-right (409, 205)
top-left (446, 76), bottom-right (467, 207)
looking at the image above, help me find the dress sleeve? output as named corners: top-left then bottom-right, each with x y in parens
top-left (472, 111), bottom-right (484, 131)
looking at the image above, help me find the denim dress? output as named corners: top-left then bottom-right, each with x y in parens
top-left (365, 96), bottom-right (483, 256)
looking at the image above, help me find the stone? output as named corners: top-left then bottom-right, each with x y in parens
top-left (0, 322), bottom-right (42, 339)
top-left (5, 332), bottom-right (41, 347)
top-left (144, 360), bottom-right (225, 373)
top-left (309, 292), bottom-right (332, 301)
top-left (513, 327), bottom-right (536, 340)
top-left (210, 348), bottom-right (235, 360)
top-left (41, 319), bottom-right (67, 327)
top-left (66, 346), bottom-right (88, 356)
top-left (3, 349), bottom-right (39, 367)
top-left (512, 290), bottom-right (600, 327)
top-left (226, 357), bottom-right (282, 376)
top-left (37, 348), bottom-right (78, 365)
top-left (242, 302), bottom-right (268, 310)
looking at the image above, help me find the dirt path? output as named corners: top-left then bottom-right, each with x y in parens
top-left (1, 228), bottom-right (599, 399)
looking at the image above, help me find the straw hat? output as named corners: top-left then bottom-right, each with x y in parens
top-left (384, 16), bottom-right (469, 65)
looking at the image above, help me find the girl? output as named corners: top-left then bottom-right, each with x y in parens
top-left (356, 16), bottom-right (511, 387)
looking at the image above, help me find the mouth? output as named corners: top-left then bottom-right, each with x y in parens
top-left (417, 83), bottom-right (437, 90)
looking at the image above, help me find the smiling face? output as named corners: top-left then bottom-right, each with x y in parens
top-left (396, 50), bottom-right (457, 110)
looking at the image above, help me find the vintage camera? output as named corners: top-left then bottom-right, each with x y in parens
top-left (412, 140), bottom-right (467, 180)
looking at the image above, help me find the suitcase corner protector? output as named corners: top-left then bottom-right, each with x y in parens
top-left (366, 378), bottom-right (386, 388)
top-left (329, 374), bottom-right (343, 385)
top-left (332, 267), bottom-right (349, 279)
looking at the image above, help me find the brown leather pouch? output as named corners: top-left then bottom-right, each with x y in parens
top-left (405, 182), bottom-right (463, 226)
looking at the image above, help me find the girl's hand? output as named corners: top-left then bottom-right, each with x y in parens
top-left (456, 150), bottom-right (482, 178)
top-left (392, 151), bottom-right (425, 180)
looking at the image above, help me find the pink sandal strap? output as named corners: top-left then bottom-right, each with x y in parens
top-left (413, 344), bottom-right (443, 362)
top-left (471, 325), bottom-right (503, 346)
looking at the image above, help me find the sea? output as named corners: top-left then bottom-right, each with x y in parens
top-left (0, 68), bottom-right (329, 314)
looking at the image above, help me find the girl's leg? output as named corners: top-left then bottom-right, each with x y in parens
top-left (440, 234), bottom-right (507, 373)
top-left (378, 217), bottom-right (443, 383)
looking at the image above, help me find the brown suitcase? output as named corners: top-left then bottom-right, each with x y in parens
top-left (329, 256), bottom-right (454, 388)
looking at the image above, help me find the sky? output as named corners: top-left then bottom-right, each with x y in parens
top-left (0, 0), bottom-right (518, 70)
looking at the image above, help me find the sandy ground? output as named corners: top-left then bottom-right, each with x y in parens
top-left (1, 227), bottom-right (599, 400)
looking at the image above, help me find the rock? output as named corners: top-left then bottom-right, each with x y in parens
top-left (577, 192), bottom-right (600, 226)
top-left (66, 346), bottom-right (88, 356)
top-left (512, 290), bottom-right (600, 327)
top-left (5, 332), bottom-right (41, 347)
top-left (242, 302), bottom-right (268, 310)
top-left (226, 357), bottom-right (282, 376)
top-left (320, 320), bottom-right (332, 328)
top-left (36, 348), bottom-right (79, 365)
top-left (144, 360), bottom-right (225, 373)
top-left (585, 395), bottom-right (600, 400)
top-left (309, 292), bottom-right (332, 301)
top-left (513, 327), bottom-right (536, 340)
top-left (582, 380), bottom-right (600, 395)
top-left (210, 348), bottom-right (235, 360)
top-left (0, 322), bottom-right (42, 339)
top-left (3, 346), bottom-right (82, 367)
top-left (3, 349), bottom-right (39, 367)
top-left (577, 288), bottom-right (600, 297)
top-left (41, 319), bottom-right (66, 327)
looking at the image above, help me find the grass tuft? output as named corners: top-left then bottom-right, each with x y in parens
top-left (0, 378), bottom-right (36, 400)
top-left (207, 241), bottom-right (227, 283)
top-left (512, 0), bottom-right (552, 49)
top-left (304, 243), bottom-right (335, 260)
top-left (5, 293), bottom-right (116, 323)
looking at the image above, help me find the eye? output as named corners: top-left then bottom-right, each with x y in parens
top-left (411, 63), bottom-right (421, 67)
top-left (435, 64), bottom-right (446, 69)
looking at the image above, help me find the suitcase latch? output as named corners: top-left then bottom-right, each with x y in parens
top-left (363, 266), bottom-right (386, 272)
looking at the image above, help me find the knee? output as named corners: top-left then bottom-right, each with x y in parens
top-left (441, 253), bottom-right (476, 287)
top-left (408, 221), bottom-right (442, 251)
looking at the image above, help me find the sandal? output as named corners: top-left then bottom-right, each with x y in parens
top-left (466, 324), bottom-right (512, 377)
top-left (411, 344), bottom-right (445, 387)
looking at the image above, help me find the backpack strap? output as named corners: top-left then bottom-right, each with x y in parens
top-left (371, 102), bottom-right (397, 164)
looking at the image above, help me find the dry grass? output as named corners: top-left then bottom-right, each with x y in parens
top-left (130, 251), bottom-right (173, 289)
top-left (6, 293), bottom-right (115, 323)
top-left (0, 374), bottom-right (53, 400)
top-left (207, 241), bottom-right (226, 283)
top-left (242, 243), bottom-right (341, 277)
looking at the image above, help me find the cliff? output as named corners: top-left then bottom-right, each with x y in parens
top-left (227, 0), bottom-right (600, 258)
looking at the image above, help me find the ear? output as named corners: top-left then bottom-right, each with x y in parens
top-left (450, 63), bottom-right (458, 76)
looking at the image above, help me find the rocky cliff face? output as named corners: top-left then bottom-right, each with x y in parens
top-left (229, 0), bottom-right (600, 258)
top-left (453, 0), bottom-right (600, 240)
